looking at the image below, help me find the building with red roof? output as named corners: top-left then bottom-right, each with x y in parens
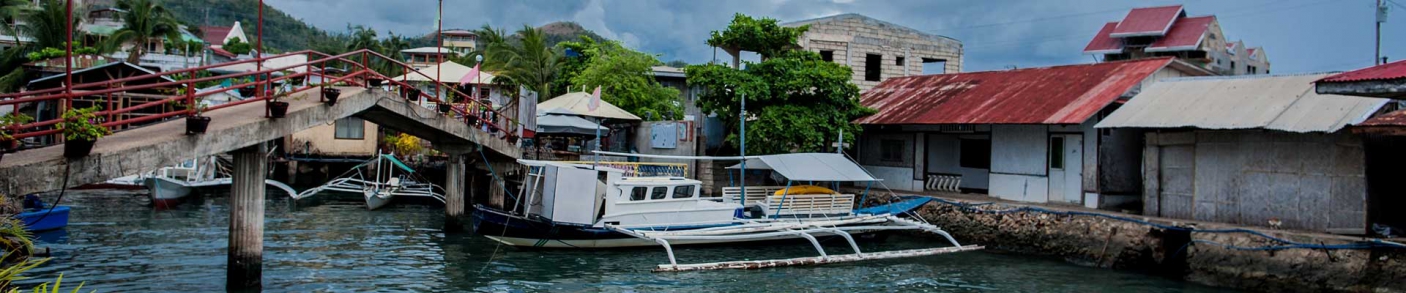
top-left (1084, 5), bottom-right (1269, 76)
top-left (1316, 60), bottom-right (1406, 99)
top-left (853, 57), bottom-right (1210, 208)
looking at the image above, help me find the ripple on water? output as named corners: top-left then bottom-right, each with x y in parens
top-left (16, 190), bottom-right (1236, 292)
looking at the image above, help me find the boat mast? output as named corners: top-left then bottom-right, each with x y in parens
top-left (739, 93), bottom-right (746, 204)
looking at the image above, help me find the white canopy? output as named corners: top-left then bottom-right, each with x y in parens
top-left (391, 61), bottom-right (497, 84)
top-left (538, 91), bottom-right (642, 121)
top-left (727, 153), bottom-right (879, 182)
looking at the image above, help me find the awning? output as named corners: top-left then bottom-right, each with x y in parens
top-left (727, 153), bottom-right (878, 182)
top-left (538, 91), bottom-right (642, 121)
top-left (536, 110), bottom-right (608, 136)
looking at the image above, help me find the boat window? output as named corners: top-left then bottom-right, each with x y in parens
top-left (673, 185), bottom-right (695, 199)
top-left (650, 187), bottom-right (668, 200)
top-left (629, 187), bottom-right (647, 201)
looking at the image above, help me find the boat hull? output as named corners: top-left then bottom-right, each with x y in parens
top-left (471, 207), bottom-right (883, 248)
top-left (364, 189), bottom-right (393, 210)
top-left (16, 206), bottom-right (70, 232)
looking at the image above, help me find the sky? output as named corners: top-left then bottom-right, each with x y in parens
top-left (266, 0), bottom-right (1406, 73)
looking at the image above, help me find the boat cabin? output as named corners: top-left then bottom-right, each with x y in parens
top-left (602, 177), bottom-right (740, 228)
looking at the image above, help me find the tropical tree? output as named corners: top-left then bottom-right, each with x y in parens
top-left (482, 25), bottom-right (559, 100)
top-left (108, 0), bottom-right (183, 65)
top-left (375, 31), bottom-right (410, 77)
top-left (687, 14), bottom-right (872, 154)
top-left (345, 24), bottom-right (379, 52)
top-left (566, 39), bottom-right (681, 120)
top-left (19, 0), bottom-right (78, 50)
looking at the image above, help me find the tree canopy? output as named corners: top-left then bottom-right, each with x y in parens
top-left (687, 14), bottom-right (871, 154)
top-left (561, 37), bottom-right (681, 121)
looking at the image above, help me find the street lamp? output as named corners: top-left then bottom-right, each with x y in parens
top-left (474, 54), bottom-right (483, 126)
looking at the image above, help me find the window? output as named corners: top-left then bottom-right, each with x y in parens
top-left (1049, 136), bottom-right (1065, 169)
top-left (958, 139), bottom-right (991, 169)
top-left (921, 58), bottom-right (947, 75)
top-left (630, 187), bottom-right (647, 201)
top-left (334, 117), bottom-right (365, 139)
top-left (1230, 61), bottom-right (1236, 72)
top-left (672, 185), bottom-right (695, 199)
top-left (895, 56), bottom-right (905, 66)
top-left (819, 50), bottom-right (834, 62)
top-left (650, 187), bottom-right (668, 200)
top-left (880, 139), bottom-right (904, 162)
top-left (864, 54), bottom-right (882, 81)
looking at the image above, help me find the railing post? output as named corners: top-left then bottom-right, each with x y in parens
top-left (186, 80), bottom-right (195, 117)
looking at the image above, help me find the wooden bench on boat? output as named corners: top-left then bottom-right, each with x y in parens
top-left (723, 186), bottom-right (856, 216)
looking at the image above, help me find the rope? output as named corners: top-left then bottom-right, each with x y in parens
top-left (920, 196), bottom-right (1406, 251)
top-left (21, 161), bottom-right (70, 226)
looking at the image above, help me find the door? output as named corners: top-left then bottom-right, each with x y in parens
top-left (1047, 135), bottom-right (1082, 204)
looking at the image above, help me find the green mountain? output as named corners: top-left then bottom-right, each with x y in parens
top-left (536, 21), bottom-right (605, 46)
top-left (153, 0), bottom-right (337, 52)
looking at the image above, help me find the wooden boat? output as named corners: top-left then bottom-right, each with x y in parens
top-left (295, 153), bottom-right (444, 210)
top-left (141, 157), bottom-right (296, 207)
top-left (472, 153), bottom-right (982, 271)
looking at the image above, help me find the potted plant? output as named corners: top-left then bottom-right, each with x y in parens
top-left (367, 77), bottom-right (384, 88)
top-left (186, 102), bottom-right (211, 135)
top-left (403, 87), bottom-right (421, 102)
top-left (0, 112), bottom-right (33, 160)
top-left (237, 77), bottom-right (256, 97)
top-left (57, 106), bottom-right (110, 158)
top-left (268, 87), bottom-right (294, 118)
top-left (437, 103), bottom-right (452, 114)
top-left (321, 87), bottom-right (341, 106)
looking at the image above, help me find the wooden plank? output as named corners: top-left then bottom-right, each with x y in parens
top-left (654, 245), bottom-right (985, 272)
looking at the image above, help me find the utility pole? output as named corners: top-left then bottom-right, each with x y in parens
top-left (1378, 0), bottom-right (1388, 65)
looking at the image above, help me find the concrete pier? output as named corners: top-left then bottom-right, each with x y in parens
top-left (228, 143), bottom-right (267, 290)
top-left (444, 153), bottom-right (466, 232)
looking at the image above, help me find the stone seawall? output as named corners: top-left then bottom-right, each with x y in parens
top-left (876, 192), bottom-right (1406, 292)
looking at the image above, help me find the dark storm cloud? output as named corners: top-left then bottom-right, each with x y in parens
top-left (268, 0), bottom-right (1404, 73)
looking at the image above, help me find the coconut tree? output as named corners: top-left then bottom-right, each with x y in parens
top-left (485, 25), bottom-right (559, 100)
top-left (108, 0), bottom-right (182, 65)
top-left (19, 0), bottom-right (79, 50)
top-left (375, 31), bottom-right (410, 76)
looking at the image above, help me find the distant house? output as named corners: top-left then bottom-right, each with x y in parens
top-left (440, 29), bottom-right (477, 55)
top-left (1084, 5), bottom-right (1269, 76)
top-left (401, 47), bottom-right (455, 69)
top-left (1097, 74), bottom-right (1396, 234)
top-left (854, 57), bottom-right (1210, 209)
top-left (1315, 60), bottom-right (1406, 99)
top-left (783, 13), bottom-right (963, 91)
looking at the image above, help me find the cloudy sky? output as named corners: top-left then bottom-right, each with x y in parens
top-left (267, 0), bottom-right (1404, 73)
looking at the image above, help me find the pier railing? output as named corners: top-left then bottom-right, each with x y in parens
top-left (559, 161), bottom-right (690, 177)
top-left (0, 49), bottom-right (520, 149)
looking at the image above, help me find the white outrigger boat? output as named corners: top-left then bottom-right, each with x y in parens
top-left (138, 157), bottom-right (295, 207)
top-left (294, 153), bottom-right (445, 210)
top-left (472, 152), bottom-right (983, 272)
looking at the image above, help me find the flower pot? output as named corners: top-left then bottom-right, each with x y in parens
top-left (63, 138), bottom-right (95, 159)
top-left (367, 78), bottom-right (384, 88)
top-left (404, 88), bottom-right (422, 101)
top-left (269, 101), bottom-right (290, 118)
top-left (237, 86), bottom-right (255, 97)
top-left (506, 135), bottom-right (519, 144)
top-left (2, 139), bottom-right (17, 153)
top-left (186, 115), bottom-right (211, 135)
top-left (290, 76), bottom-right (306, 85)
top-left (437, 103), bottom-right (452, 114)
top-left (322, 88), bottom-right (342, 105)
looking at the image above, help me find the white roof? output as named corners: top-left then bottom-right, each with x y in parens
top-left (207, 55), bottom-right (309, 73)
top-left (401, 47), bottom-right (453, 54)
top-left (536, 110), bottom-right (607, 136)
top-left (727, 153), bottom-right (879, 182)
top-left (391, 61), bottom-right (496, 84)
top-left (1097, 74), bottom-right (1389, 133)
top-left (538, 91), bottom-right (642, 121)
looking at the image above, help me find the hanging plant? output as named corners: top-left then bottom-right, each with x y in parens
top-left (0, 112), bottom-right (33, 153)
top-left (57, 106), bottom-right (111, 158)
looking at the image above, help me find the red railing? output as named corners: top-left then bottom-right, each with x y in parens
top-left (0, 49), bottom-right (520, 147)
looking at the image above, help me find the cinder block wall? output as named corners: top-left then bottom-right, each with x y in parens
top-left (794, 16), bottom-right (963, 92)
top-left (1143, 130), bottom-right (1367, 233)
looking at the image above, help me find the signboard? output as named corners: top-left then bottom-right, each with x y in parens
top-left (650, 122), bottom-right (678, 149)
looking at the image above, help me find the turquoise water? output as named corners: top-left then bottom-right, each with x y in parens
top-left (18, 190), bottom-right (1234, 292)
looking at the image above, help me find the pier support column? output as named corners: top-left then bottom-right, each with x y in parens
top-left (228, 143), bottom-right (267, 290)
top-left (445, 152), bottom-right (467, 232)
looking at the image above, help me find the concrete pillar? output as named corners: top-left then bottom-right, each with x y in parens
top-left (228, 143), bottom-right (267, 290)
top-left (444, 153), bottom-right (466, 232)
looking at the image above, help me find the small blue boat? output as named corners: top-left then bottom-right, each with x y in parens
top-left (16, 195), bottom-right (69, 232)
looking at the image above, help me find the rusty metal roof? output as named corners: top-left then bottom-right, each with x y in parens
top-left (1097, 74), bottom-right (1389, 133)
top-left (1110, 5), bottom-right (1184, 37)
top-left (1082, 22), bottom-right (1123, 54)
top-left (1319, 60), bottom-right (1406, 83)
top-left (1146, 16), bottom-right (1214, 52)
top-left (1358, 109), bottom-right (1406, 127)
top-left (856, 58), bottom-right (1174, 125)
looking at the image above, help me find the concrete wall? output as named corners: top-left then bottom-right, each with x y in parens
top-left (289, 119), bottom-right (379, 157)
top-left (924, 133), bottom-right (991, 190)
top-left (1143, 130), bottom-right (1367, 233)
top-left (790, 15), bottom-right (963, 91)
top-left (631, 121), bottom-right (699, 172)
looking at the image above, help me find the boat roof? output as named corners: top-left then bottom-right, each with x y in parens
top-left (727, 153), bottom-right (880, 182)
top-left (517, 159), bottom-right (628, 173)
top-left (616, 177), bottom-right (702, 186)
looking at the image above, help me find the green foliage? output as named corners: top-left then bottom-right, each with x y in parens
top-left (222, 37), bottom-right (251, 55)
top-left (57, 106), bottom-right (110, 141)
top-left (482, 25), bottom-right (561, 100)
top-left (109, 0), bottom-right (183, 65)
top-left (688, 15), bottom-right (871, 154)
top-left (23, 44), bottom-right (97, 62)
top-left (0, 112), bottom-right (33, 142)
top-left (155, 0), bottom-right (334, 53)
top-left (566, 39), bottom-right (681, 121)
top-left (20, 0), bottom-right (80, 50)
top-left (0, 255), bottom-right (45, 290)
top-left (8, 273), bottom-right (90, 293)
top-left (705, 13), bottom-right (808, 59)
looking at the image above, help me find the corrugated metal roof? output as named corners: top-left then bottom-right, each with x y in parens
top-left (1082, 22), bottom-right (1123, 54)
top-left (856, 58), bottom-right (1173, 125)
top-left (1358, 109), bottom-right (1406, 127)
top-left (201, 26), bottom-right (233, 45)
top-left (1319, 60), bottom-right (1406, 83)
top-left (1110, 5), bottom-right (1183, 37)
top-left (1145, 16), bottom-right (1213, 52)
top-left (1096, 74), bottom-right (1389, 133)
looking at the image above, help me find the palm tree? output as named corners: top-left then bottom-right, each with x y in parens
top-left (376, 31), bottom-right (409, 76)
top-left (108, 0), bottom-right (182, 65)
top-left (20, 0), bottom-right (79, 50)
top-left (485, 25), bottom-right (559, 100)
top-left (345, 25), bottom-right (379, 52)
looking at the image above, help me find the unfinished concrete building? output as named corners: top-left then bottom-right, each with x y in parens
top-left (784, 13), bottom-right (963, 91)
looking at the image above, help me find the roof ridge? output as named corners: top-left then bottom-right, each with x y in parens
top-left (909, 57), bottom-right (1173, 76)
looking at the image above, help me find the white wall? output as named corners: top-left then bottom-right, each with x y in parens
top-left (991, 125), bottom-right (1047, 176)
top-left (863, 165), bottom-right (919, 191)
top-left (990, 173), bottom-right (1049, 203)
top-left (924, 134), bottom-right (991, 190)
